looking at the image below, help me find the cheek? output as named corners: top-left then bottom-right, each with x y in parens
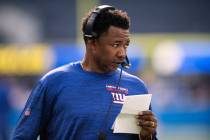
top-left (102, 47), bottom-right (116, 57)
top-left (102, 51), bottom-right (116, 62)
top-left (95, 45), bottom-right (117, 62)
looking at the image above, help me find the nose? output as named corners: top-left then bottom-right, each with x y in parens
top-left (117, 46), bottom-right (126, 60)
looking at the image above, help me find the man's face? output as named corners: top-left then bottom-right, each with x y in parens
top-left (93, 26), bottom-right (130, 72)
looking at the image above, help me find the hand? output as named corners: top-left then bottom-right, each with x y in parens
top-left (136, 111), bottom-right (157, 140)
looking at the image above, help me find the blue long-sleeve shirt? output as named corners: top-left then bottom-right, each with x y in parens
top-left (11, 61), bottom-right (157, 140)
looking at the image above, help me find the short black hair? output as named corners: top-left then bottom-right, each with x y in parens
top-left (82, 6), bottom-right (130, 41)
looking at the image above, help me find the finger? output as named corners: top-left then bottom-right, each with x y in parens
top-left (136, 112), bottom-right (157, 122)
top-left (140, 126), bottom-right (155, 134)
top-left (138, 120), bottom-right (157, 128)
top-left (138, 111), bottom-right (153, 116)
top-left (137, 115), bottom-right (157, 123)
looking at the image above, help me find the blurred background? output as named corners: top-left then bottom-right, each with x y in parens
top-left (0, 0), bottom-right (210, 140)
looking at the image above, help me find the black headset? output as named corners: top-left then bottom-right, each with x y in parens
top-left (84, 5), bottom-right (131, 69)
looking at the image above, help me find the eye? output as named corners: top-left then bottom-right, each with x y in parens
top-left (112, 43), bottom-right (120, 48)
top-left (126, 40), bottom-right (130, 47)
top-left (123, 43), bottom-right (129, 49)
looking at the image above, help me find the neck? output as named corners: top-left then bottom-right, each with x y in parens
top-left (81, 53), bottom-right (107, 73)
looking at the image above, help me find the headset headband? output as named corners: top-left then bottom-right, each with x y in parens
top-left (84, 5), bottom-right (115, 38)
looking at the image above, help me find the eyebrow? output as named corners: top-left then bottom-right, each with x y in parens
top-left (114, 40), bottom-right (130, 43)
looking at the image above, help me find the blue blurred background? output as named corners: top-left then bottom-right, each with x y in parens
top-left (0, 0), bottom-right (210, 140)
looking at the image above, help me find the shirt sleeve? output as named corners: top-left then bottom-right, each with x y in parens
top-left (11, 81), bottom-right (51, 140)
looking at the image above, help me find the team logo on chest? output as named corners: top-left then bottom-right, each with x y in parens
top-left (106, 84), bottom-right (128, 104)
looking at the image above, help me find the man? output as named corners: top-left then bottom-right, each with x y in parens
top-left (11, 5), bottom-right (157, 140)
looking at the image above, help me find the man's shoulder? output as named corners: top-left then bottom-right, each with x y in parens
top-left (40, 61), bottom-right (80, 83)
top-left (122, 70), bottom-right (147, 86)
top-left (122, 70), bottom-right (143, 82)
top-left (121, 70), bottom-right (148, 93)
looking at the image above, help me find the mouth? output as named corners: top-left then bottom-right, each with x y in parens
top-left (115, 61), bottom-right (125, 65)
top-left (106, 60), bottom-right (125, 71)
top-left (109, 61), bottom-right (124, 69)
top-left (115, 62), bottom-right (122, 65)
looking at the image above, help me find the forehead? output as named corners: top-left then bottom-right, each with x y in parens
top-left (99, 26), bottom-right (130, 42)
